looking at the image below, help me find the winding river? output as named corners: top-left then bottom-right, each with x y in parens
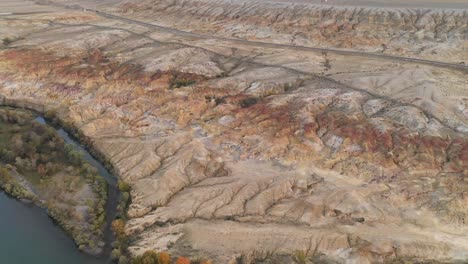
top-left (0, 114), bottom-right (119, 264)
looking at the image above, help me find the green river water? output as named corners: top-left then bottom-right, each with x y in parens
top-left (0, 115), bottom-right (117, 264)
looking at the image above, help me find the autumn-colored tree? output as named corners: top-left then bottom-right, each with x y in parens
top-left (176, 256), bottom-right (191, 264)
top-left (111, 219), bottom-right (126, 240)
top-left (131, 250), bottom-right (159, 264)
top-left (158, 251), bottom-right (171, 264)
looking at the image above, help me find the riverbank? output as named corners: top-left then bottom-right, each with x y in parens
top-left (0, 106), bottom-right (119, 257)
top-left (0, 192), bottom-right (108, 264)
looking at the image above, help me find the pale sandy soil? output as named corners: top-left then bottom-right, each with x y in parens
top-left (0, 0), bottom-right (62, 13)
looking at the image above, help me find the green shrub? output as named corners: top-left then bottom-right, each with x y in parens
top-left (132, 250), bottom-right (159, 264)
top-left (239, 97), bottom-right (258, 108)
top-left (44, 109), bottom-right (57, 120)
top-left (293, 250), bottom-right (309, 264)
top-left (2, 37), bottom-right (12, 46)
top-left (118, 180), bottom-right (131, 192)
top-left (169, 77), bottom-right (196, 89)
top-left (111, 248), bottom-right (122, 260)
top-left (119, 256), bottom-right (129, 264)
top-left (66, 148), bottom-right (84, 166)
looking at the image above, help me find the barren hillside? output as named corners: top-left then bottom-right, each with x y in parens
top-left (102, 0), bottom-right (468, 63)
top-left (0, 0), bottom-right (467, 263)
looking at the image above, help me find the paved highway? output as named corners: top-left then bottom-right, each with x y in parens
top-left (52, 3), bottom-right (468, 73)
top-left (96, 10), bottom-right (468, 73)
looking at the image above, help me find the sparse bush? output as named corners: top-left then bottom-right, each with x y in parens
top-left (0, 149), bottom-right (15, 163)
top-left (169, 74), bottom-right (196, 89)
top-left (119, 256), bottom-right (129, 264)
top-left (322, 58), bottom-right (331, 71)
top-left (239, 97), bottom-right (258, 108)
top-left (215, 72), bottom-right (228, 78)
top-left (0, 165), bottom-right (34, 200)
top-left (2, 37), bottom-right (12, 46)
top-left (111, 248), bottom-right (122, 260)
top-left (43, 108), bottom-right (59, 123)
top-left (170, 79), bottom-right (196, 89)
top-left (283, 82), bottom-right (293, 91)
top-left (132, 250), bottom-right (159, 264)
top-left (215, 97), bottom-right (226, 105)
top-left (204, 96), bottom-right (226, 106)
top-left (293, 250), bottom-right (309, 264)
top-left (66, 147), bottom-right (84, 166)
top-left (191, 255), bottom-right (212, 264)
top-left (118, 180), bottom-right (131, 192)
top-left (117, 190), bottom-right (131, 219)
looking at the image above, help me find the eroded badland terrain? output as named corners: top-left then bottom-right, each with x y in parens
top-left (0, 0), bottom-right (467, 263)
